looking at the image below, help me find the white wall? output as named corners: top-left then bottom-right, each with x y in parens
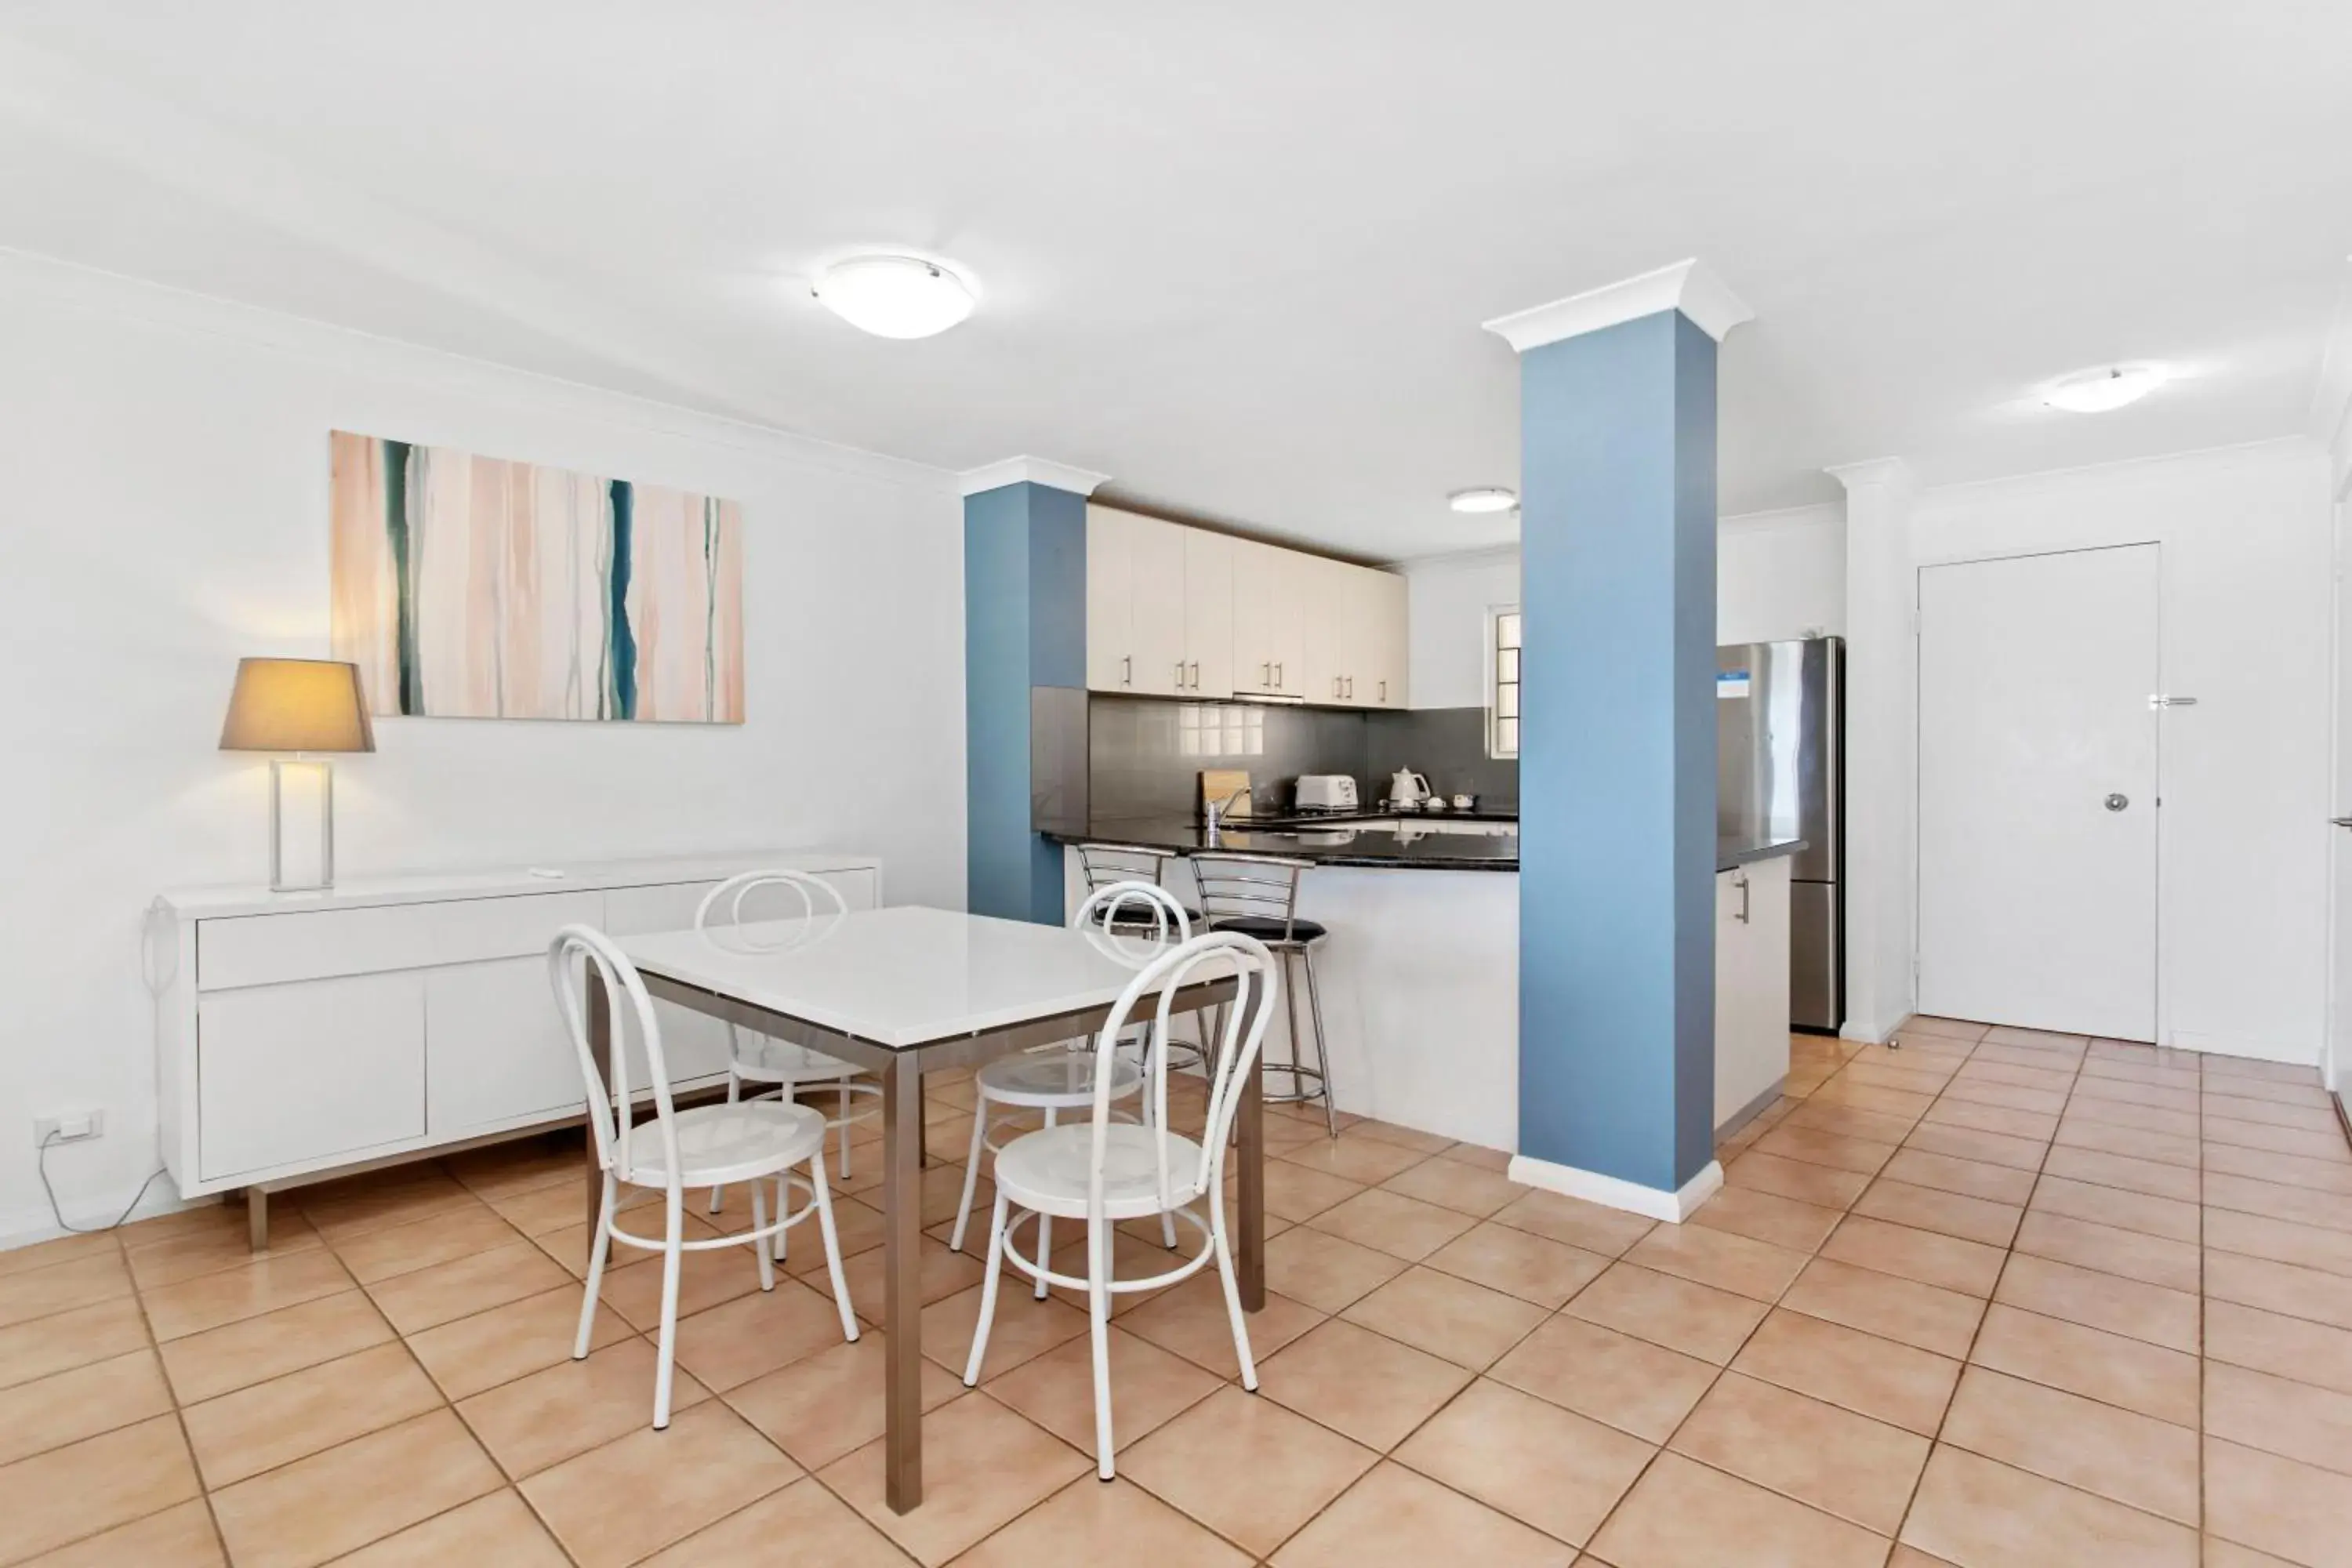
top-left (1403, 506), bottom-right (1847, 709)
top-left (1719, 504), bottom-right (1846, 644)
top-left (1908, 440), bottom-right (2334, 1063)
top-left (2330, 475), bottom-right (2352, 1092)
top-left (1403, 548), bottom-right (1519, 709)
top-left (0, 255), bottom-right (967, 1242)
top-left (2318, 292), bottom-right (2352, 1095)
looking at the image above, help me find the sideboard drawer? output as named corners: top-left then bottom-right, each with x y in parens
top-left (430, 891), bottom-right (608, 965)
top-left (198, 972), bottom-right (426, 1179)
top-left (198, 891), bottom-right (608, 990)
top-left (198, 906), bottom-right (440, 991)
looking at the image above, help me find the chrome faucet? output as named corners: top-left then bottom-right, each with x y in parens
top-left (1203, 784), bottom-right (1253, 844)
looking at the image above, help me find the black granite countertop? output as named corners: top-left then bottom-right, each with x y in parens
top-left (1051, 815), bottom-right (1806, 874)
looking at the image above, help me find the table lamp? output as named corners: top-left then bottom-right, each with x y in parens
top-left (219, 658), bottom-right (376, 892)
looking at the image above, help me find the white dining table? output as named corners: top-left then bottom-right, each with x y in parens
top-left (585, 903), bottom-right (1261, 1514)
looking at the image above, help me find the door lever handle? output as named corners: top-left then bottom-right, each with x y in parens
top-left (2104, 793), bottom-right (2130, 812)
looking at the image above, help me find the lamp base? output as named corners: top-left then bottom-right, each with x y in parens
top-left (268, 757), bottom-right (336, 893)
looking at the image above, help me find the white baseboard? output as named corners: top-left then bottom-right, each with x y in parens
top-left (0, 1185), bottom-right (212, 1256)
top-left (1506, 1152), bottom-right (1725, 1223)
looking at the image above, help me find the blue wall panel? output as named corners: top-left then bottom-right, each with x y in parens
top-left (966, 481), bottom-right (1086, 924)
top-left (1518, 310), bottom-right (1719, 1193)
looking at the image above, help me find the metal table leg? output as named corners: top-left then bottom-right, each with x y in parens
top-left (246, 1187), bottom-right (270, 1253)
top-left (882, 1050), bottom-right (924, 1513)
top-left (583, 979), bottom-right (610, 1230)
top-left (1238, 1050), bottom-right (1265, 1311)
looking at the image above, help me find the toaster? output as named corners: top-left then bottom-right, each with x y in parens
top-left (1294, 775), bottom-right (1359, 811)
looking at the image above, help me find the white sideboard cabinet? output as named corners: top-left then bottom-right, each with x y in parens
top-left (154, 850), bottom-right (880, 1237)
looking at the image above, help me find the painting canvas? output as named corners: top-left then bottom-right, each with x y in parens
top-left (329, 431), bottom-right (745, 723)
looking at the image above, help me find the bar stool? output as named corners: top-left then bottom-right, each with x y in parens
top-left (1188, 853), bottom-right (1336, 1138)
top-left (1074, 843), bottom-right (1200, 930)
top-left (1075, 842), bottom-right (1206, 1074)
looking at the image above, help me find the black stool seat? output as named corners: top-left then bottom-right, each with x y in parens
top-left (1210, 915), bottom-right (1327, 945)
top-left (1091, 903), bottom-right (1204, 932)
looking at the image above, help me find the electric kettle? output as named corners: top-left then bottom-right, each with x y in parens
top-left (1388, 770), bottom-right (1432, 808)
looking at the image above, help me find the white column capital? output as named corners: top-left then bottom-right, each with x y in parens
top-left (1483, 259), bottom-right (1751, 353)
top-left (956, 456), bottom-right (1109, 497)
top-left (1825, 457), bottom-right (1918, 496)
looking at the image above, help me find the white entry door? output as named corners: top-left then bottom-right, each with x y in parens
top-left (1918, 544), bottom-right (2160, 1040)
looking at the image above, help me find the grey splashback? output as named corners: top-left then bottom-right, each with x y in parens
top-left (1366, 707), bottom-right (1519, 809)
top-left (1084, 695), bottom-right (1515, 818)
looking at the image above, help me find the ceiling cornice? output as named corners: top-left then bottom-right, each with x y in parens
top-left (1483, 259), bottom-right (1753, 353)
top-left (956, 456), bottom-right (1111, 497)
top-left (1824, 457), bottom-right (1919, 494)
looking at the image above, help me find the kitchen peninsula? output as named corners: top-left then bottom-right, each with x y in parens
top-left (1048, 812), bottom-right (1802, 1152)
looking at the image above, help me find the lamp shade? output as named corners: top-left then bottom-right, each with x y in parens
top-left (219, 659), bottom-right (376, 753)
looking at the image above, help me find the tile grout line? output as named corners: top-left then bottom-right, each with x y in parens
top-left (1878, 1026), bottom-right (2053, 1559)
top-left (1541, 1032), bottom-right (1920, 1559)
top-left (1676, 1030), bottom-right (1975, 1557)
top-left (124, 1225), bottom-right (241, 1564)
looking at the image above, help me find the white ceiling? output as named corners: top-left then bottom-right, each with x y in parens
top-left (3, 2), bottom-right (2348, 561)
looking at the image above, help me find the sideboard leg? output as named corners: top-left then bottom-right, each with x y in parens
top-left (247, 1187), bottom-right (270, 1252)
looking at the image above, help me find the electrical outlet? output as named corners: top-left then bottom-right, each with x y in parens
top-left (33, 1110), bottom-right (103, 1147)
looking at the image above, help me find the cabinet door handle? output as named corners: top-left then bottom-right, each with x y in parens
top-left (1189, 660), bottom-right (1200, 688)
top-left (1175, 661), bottom-right (1185, 689)
top-left (1260, 662), bottom-right (1271, 688)
top-left (1345, 676), bottom-right (1354, 699)
top-left (1273, 662), bottom-right (1283, 688)
top-left (1733, 873), bottom-right (1751, 924)
top-left (1378, 679), bottom-right (1387, 702)
top-left (1122, 655), bottom-right (1131, 686)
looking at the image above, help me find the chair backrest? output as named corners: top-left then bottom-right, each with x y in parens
top-left (695, 868), bottom-right (849, 931)
top-left (1189, 852), bottom-right (1308, 940)
top-left (1086, 931), bottom-right (1278, 1219)
top-left (1074, 843), bottom-right (1179, 898)
top-left (1070, 880), bottom-right (1191, 946)
top-left (548, 924), bottom-right (677, 1188)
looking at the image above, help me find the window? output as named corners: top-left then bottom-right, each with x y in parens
top-left (1489, 607), bottom-right (1521, 758)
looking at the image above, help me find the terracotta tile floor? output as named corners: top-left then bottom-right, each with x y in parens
top-left (6, 1029), bottom-right (2352, 1564)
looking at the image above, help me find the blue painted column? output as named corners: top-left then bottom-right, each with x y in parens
top-left (963, 462), bottom-right (1100, 923)
top-left (1490, 264), bottom-right (1749, 1211)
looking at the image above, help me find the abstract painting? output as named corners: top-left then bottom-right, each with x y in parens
top-left (329, 431), bottom-right (744, 722)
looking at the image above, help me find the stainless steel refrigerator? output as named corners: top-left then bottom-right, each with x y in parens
top-left (1718, 637), bottom-right (1844, 1032)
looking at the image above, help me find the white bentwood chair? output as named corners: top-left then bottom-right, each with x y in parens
top-left (962, 927), bottom-right (1279, 1479)
top-left (551, 924), bottom-right (858, 1429)
top-left (697, 870), bottom-right (880, 1224)
top-left (946, 882), bottom-right (1188, 1282)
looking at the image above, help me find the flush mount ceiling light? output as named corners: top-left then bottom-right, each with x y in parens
top-left (811, 254), bottom-right (976, 339)
top-left (2042, 364), bottom-right (2167, 413)
top-left (1448, 486), bottom-right (1519, 514)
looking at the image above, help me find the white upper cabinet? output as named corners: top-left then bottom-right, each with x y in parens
top-left (1127, 514), bottom-right (1189, 695)
top-left (1367, 568), bottom-right (1410, 708)
top-left (1182, 528), bottom-right (1234, 699)
top-left (1089, 506), bottom-right (1403, 708)
top-left (1087, 505), bottom-right (1232, 698)
top-left (1301, 557), bottom-right (1407, 707)
top-left (1301, 554), bottom-right (1357, 706)
top-left (1232, 539), bottom-right (1308, 699)
top-left (1085, 506), bottom-right (1135, 691)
